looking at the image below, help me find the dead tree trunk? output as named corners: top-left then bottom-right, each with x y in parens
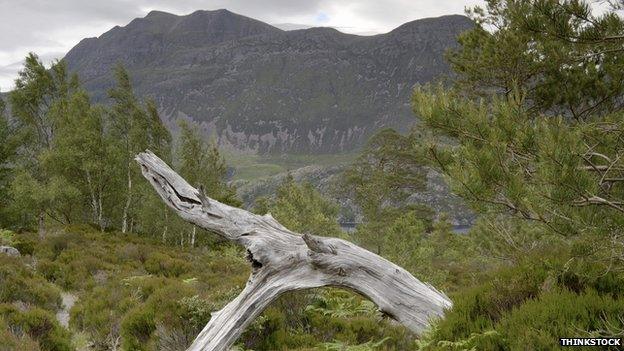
top-left (135, 151), bottom-right (452, 351)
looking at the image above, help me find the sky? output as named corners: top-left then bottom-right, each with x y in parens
top-left (0, 0), bottom-right (487, 91)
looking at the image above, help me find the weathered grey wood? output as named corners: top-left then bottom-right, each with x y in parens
top-left (135, 150), bottom-right (452, 351)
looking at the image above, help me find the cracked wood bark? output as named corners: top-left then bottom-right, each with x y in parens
top-left (135, 150), bottom-right (452, 351)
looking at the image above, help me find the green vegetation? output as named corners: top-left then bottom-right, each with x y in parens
top-left (0, 227), bottom-right (248, 350)
top-left (224, 151), bottom-right (358, 181)
top-left (406, 0), bottom-right (624, 349)
top-left (0, 226), bottom-right (421, 350)
top-left (253, 175), bottom-right (343, 238)
top-left (178, 120), bottom-right (240, 207)
top-left (0, 249), bottom-right (70, 350)
top-left (1, 0), bottom-right (623, 350)
top-left (2, 56), bottom-right (234, 247)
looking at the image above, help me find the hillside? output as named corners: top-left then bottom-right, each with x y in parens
top-left (63, 9), bottom-right (473, 153)
top-left (0, 226), bottom-right (419, 350)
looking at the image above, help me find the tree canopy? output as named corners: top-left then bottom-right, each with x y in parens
top-left (410, 1), bottom-right (624, 348)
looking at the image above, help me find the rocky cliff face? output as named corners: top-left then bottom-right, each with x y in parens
top-left (64, 9), bottom-right (472, 153)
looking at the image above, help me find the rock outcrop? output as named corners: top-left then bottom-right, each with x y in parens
top-left (63, 9), bottom-right (472, 153)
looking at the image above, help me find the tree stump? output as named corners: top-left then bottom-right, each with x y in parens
top-left (136, 150), bottom-right (452, 351)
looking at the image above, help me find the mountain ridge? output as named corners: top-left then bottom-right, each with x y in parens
top-left (63, 10), bottom-right (473, 153)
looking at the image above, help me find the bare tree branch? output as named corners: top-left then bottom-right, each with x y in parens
top-left (135, 150), bottom-right (452, 351)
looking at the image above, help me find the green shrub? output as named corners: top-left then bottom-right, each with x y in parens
top-left (431, 262), bottom-right (548, 342)
top-left (500, 289), bottom-right (624, 350)
top-left (154, 294), bottom-right (213, 350)
top-left (47, 234), bottom-right (71, 259)
top-left (0, 304), bottom-right (73, 351)
top-left (321, 338), bottom-right (391, 351)
top-left (121, 306), bottom-right (156, 351)
top-left (239, 289), bottom-right (418, 351)
top-left (37, 252), bottom-right (104, 290)
top-left (14, 237), bottom-right (36, 255)
top-left (177, 295), bottom-right (212, 330)
top-left (558, 263), bottom-right (624, 298)
top-left (70, 279), bottom-right (141, 350)
top-left (418, 259), bottom-right (624, 351)
top-left (0, 228), bottom-right (15, 245)
top-left (38, 258), bottom-right (63, 282)
top-left (145, 252), bottom-right (192, 277)
top-left (0, 255), bottom-right (61, 310)
top-left (119, 243), bottom-right (149, 263)
top-left (420, 288), bottom-right (624, 351)
top-left (0, 315), bottom-right (40, 351)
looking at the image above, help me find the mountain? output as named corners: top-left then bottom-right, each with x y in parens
top-left (64, 9), bottom-right (473, 154)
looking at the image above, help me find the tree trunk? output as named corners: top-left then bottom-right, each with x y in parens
top-left (162, 226), bottom-right (167, 243)
top-left (86, 170), bottom-right (98, 225)
top-left (135, 151), bottom-right (452, 351)
top-left (162, 208), bottom-right (168, 243)
top-left (38, 210), bottom-right (46, 239)
top-left (98, 195), bottom-right (104, 232)
top-left (121, 168), bottom-right (132, 233)
top-left (191, 226), bottom-right (196, 247)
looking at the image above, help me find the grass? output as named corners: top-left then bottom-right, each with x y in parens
top-left (224, 151), bottom-right (358, 181)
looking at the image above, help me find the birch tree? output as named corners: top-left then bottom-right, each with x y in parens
top-left (8, 54), bottom-right (78, 236)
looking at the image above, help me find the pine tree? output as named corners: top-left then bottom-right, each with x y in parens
top-left (344, 129), bottom-right (428, 221)
top-left (145, 98), bottom-right (172, 163)
top-left (343, 128), bottom-right (432, 253)
top-left (446, 0), bottom-right (624, 119)
top-left (413, 0), bottom-right (624, 276)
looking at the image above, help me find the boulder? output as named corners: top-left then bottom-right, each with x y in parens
top-left (0, 245), bottom-right (20, 257)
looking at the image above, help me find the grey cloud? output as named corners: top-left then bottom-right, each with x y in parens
top-left (0, 51), bottom-right (65, 88)
top-left (346, 0), bottom-right (480, 31)
top-left (144, 0), bottom-right (323, 17)
top-left (0, 61), bottom-right (22, 76)
top-left (0, 0), bottom-right (326, 51)
top-left (1, 0), bottom-right (146, 49)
